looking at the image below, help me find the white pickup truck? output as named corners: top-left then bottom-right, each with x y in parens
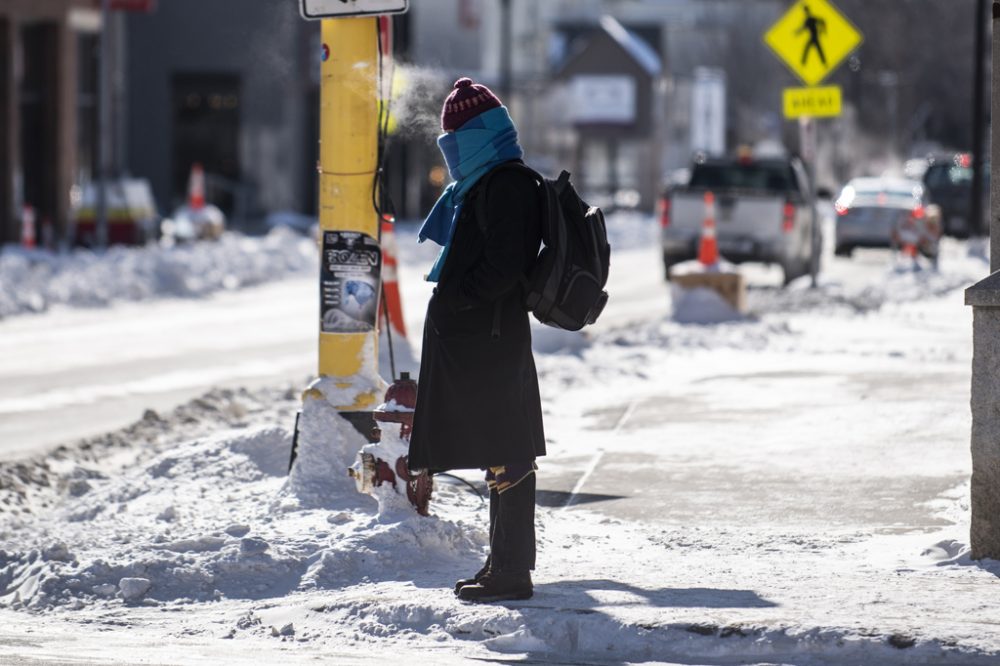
top-left (659, 155), bottom-right (818, 286)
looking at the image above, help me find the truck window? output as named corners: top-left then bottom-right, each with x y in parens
top-left (688, 163), bottom-right (796, 194)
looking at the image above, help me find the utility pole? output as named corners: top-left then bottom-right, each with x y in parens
top-left (499, 0), bottom-right (512, 100)
top-left (95, 0), bottom-right (111, 250)
top-left (965, 0), bottom-right (1000, 561)
top-left (992, 0), bottom-right (998, 272)
top-left (304, 16), bottom-right (383, 420)
top-left (971, 0), bottom-right (988, 238)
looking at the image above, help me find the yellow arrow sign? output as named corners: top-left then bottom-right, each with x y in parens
top-left (764, 0), bottom-right (863, 87)
top-left (783, 85), bottom-right (842, 119)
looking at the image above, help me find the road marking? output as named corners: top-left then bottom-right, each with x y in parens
top-left (0, 354), bottom-right (311, 414)
top-left (611, 400), bottom-right (640, 434)
top-left (562, 399), bottom-right (638, 510)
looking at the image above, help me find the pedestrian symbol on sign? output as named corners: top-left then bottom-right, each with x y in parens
top-left (797, 5), bottom-right (827, 66)
top-left (764, 0), bottom-right (862, 87)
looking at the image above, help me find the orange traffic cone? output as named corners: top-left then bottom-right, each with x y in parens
top-left (188, 163), bottom-right (206, 211)
top-left (380, 216), bottom-right (407, 339)
top-left (697, 191), bottom-right (719, 267)
top-left (21, 205), bottom-right (36, 250)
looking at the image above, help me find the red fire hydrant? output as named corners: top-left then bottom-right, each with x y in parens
top-left (348, 372), bottom-right (432, 516)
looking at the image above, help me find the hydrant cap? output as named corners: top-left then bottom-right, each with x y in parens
top-left (372, 373), bottom-right (417, 425)
top-left (383, 373), bottom-right (417, 411)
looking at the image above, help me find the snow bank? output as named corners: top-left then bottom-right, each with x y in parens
top-left (755, 239), bottom-right (986, 317)
top-left (0, 391), bottom-right (484, 613)
top-left (765, 267), bottom-right (979, 316)
top-left (284, 396), bottom-right (373, 509)
top-left (0, 228), bottom-right (317, 319)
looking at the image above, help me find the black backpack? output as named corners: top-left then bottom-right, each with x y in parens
top-left (475, 163), bottom-right (610, 332)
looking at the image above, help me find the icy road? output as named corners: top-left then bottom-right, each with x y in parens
top-left (0, 279), bottom-right (316, 458)
top-left (1, 221), bottom-right (998, 665)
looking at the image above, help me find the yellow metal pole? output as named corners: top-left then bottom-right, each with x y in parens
top-left (306, 17), bottom-right (382, 411)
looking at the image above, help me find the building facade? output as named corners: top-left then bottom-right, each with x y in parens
top-left (125, 1), bottom-right (319, 225)
top-left (0, 0), bottom-right (102, 245)
top-left (1, 0), bottom-right (803, 245)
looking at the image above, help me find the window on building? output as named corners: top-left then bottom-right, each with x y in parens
top-left (171, 73), bottom-right (241, 212)
top-left (19, 22), bottom-right (59, 223)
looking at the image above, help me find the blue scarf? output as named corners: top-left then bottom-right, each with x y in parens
top-left (418, 106), bottom-right (523, 282)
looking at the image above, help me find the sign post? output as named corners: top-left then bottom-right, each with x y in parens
top-left (290, 0), bottom-right (409, 475)
top-left (763, 0), bottom-right (862, 288)
top-left (799, 116), bottom-right (820, 287)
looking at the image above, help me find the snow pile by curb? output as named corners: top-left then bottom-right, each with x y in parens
top-left (0, 228), bottom-right (318, 319)
top-left (754, 240), bottom-right (986, 317)
top-left (0, 406), bottom-right (485, 612)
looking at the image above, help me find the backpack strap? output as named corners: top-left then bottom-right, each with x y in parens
top-left (470, 162), bottom-right (549, 307)
top-left (472, 162), bottom-right (543, 236)
top-left (534, 173), bottom-right (570, 323)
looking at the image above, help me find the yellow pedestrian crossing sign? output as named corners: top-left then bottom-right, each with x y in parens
top-left (764, 0), bottom-right (863, 87)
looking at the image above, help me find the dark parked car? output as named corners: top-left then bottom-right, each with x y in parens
top-left (922, 153), bottom-right (988, 238)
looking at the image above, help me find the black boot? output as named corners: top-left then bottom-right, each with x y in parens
top-left (456, 570), bottom-right (533, 603)
top-left (454, 558), bottom-right (490, 595)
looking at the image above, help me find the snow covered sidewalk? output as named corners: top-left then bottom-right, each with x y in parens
top-left (1, 230), bottom-right (999, 664)
top-left (0, 362), bottom-right (996, 665)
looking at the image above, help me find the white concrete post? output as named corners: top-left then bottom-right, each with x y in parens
top-left (965, 0), bottom-right (1000, 560)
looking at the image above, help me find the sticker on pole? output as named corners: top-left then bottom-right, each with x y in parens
top-left (763, 0), bottom-right (862, 87)
top-left (783, 85), bottom-right (842, 119)
top-left (320, 231), bottom-right (382, 333)
top-left (300, 0), bottom-right (408, 20)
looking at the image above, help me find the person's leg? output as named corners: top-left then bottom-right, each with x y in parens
top-left (490, 472), bottom-right (536, 573)
top-left (454, 479), bottom-right (497, 594)
top-left (459, 469), bottom-right (535, 602)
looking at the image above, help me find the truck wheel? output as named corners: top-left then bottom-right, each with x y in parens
top-left (834, 245), bottom-right (853, 258)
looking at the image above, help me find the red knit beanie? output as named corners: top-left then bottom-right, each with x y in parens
top-left (440, 77), bottom-right (503, 132)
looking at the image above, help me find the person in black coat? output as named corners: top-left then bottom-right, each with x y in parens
top-left (408, 78), bottom-right (544, 603)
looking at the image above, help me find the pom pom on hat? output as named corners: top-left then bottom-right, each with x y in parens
top-left (440, 77), bottom-right (503, 131)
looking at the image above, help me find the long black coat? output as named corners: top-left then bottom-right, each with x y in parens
top-left (408, 163), bottom-right (546, 472)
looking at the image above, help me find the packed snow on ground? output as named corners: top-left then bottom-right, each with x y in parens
top-left (0, 228), bottom-right (317, 320)
top-left (1, 220), bottom-right (999, 664)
